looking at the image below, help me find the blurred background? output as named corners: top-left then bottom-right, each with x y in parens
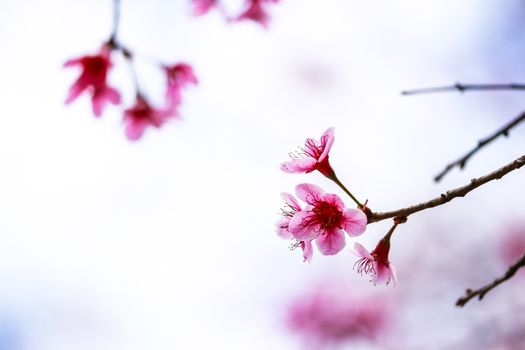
top-left (0, 0), bottom-right (524, 349)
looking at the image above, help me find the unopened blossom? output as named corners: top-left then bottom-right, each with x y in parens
top-left (281, 128), bottom-right (336, 179)
top-left (164, 63), bottom-right (198, 113)
top-left (277, 192), bottom-right (313, 262)
top-left (64, 46), bottom-right (121, 116)
top-left (192, 0), bottom-right (217, 15)
top-left (123, 96), bottom-right (171, 141)
top-left (286, 284), bottom-right (389, 348)
top-left (288, 184), bottom-right (367, 256)
top-left (354, 238), bottom-right (397, 286)
top-left (235, 0), bottom-right (279, 28)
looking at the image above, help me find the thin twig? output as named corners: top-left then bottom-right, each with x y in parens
top-left (366, 154), bottom-right (525, 224)
top-left (434, 112), bottom-right (525, 182)
top-left (456, 252), bottom-right (525, 307)
top-left (401, 83), bottom-right (525, 96)
top-left (110, 0), bottom-right (121, 42)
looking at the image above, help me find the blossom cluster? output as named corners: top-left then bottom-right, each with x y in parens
top-left (286, 284), bottom-right (391, 347)
top-left (277, 128), bottom-right (397, 286)
top-left (64, 42), bottom-right (197, 141)
top-left (193, 0), bottom-right (281, 28)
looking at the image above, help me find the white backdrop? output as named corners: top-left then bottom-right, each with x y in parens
top-left (0, 0), bottom-right (524, 349)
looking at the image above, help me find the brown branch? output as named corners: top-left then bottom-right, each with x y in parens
top-left (401, 83), bottom-right (525, 96)
top-left (456, 252), bottom-right (525, 307)
top-left (434, 112), bottom-right (525, 182)
top-left (366, 154), bottom-right (525, 224)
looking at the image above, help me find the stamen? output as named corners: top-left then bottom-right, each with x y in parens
top-left (289, 240), bottom-right (302, 251)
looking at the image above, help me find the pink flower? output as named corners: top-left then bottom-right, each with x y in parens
top-left (499, 223), bottom-right (525, 266)
top-left (286, 284), bottom-right (389, 347)
top-left (288, 184), bottom-right (367, 256)
top-left (354, 240), bottom-right (397, 286)
top-left (277, 192), bottom-right (313, 262)
top-left (64, 47), bottom-right (121, 117)
top-left (235, 0), bottom-right (279, 28)
top-left (192, 0), bottom-right (217, 15)
top-left (164, 63), bottom-right (198, 112)
top-left (281, 128), bottom-right (336, 179)
top-left (123, 96), bottom-right (171, 141)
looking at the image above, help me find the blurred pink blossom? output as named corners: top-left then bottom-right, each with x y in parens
top-left (64, 46), bottom-right (121, 117)
top-left (123, 96), bottom-right (172, 141)
top-left (354, 239), bottom-right (397, 286)
top-left (288, 183), bottom-right (367, 256)
top-left (236, 0), bottom-right (271, 28)
top-left (281, 128), bottom-right (336, 179)
top-left (192, 0), bottom-right (217, 15)
top-left (164, 63), bottom-right (198, 113)
top-left (286, 284), bottom-right (390, 348)
top-left (277, 192), bottom-right (313, 262)
top-left (499, 223), bottom-right (525, 266)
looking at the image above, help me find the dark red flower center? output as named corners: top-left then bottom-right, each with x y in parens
top-left (312, 201), bottom-right (342, 229)
top-left (84, 56), bottom-right (109, 83)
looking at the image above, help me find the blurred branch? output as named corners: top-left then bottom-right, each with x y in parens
top-left (456, 252), bottom-right (525, 307)
top-left (366, 154), bottom-right (525, 224)
top-left (434, 112), bottom-right (525, 182)
top-left (401, 83), bottom-right (525, 96)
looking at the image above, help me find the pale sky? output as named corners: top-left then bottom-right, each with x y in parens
top-left (0, 1), bottom-right (524, 349)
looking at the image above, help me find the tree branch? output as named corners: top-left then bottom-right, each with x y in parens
top-left (366, 154), bottom-right (525, 224)
top-left (456, 252), bottom-right (525, 307)
top-left (401, 83), bottom-right (525, 96)
top-left (433, 112), bottom-right (525, 182)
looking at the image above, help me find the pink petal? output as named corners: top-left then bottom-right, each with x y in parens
top-left (302, 240), bottom-right (313, 263)
top-left (342, 209), bottom-right (367, 237)
top-left (288, 210), bottom-right (322, 241)
top-left (64, 79), bottom-right (86, 104)
top-left (318, 127), bottom-right (335, 162)
top-left (276, 217), bottom-right (293, 239)
top-left (236, 1), bottom-right (270, 28)
top-left (125, 120), bottom-right (148, 141)
top-left (91, 87), bottom-right (120, 117)
top-left (280, 158), bottom-right (317, 173)
top-left (63, 57), bottom-right (83, 67)
top-left (320, 193), bottom-right (345, 211)
top-left (280, 192), bottom-right (301, 211)
top-left (192, 0), bottom-right (217, 15)
top-left (315, 228), bottom-right (346, 255)
top-left (295, 183), bottom-right (324, 205)
top-left (104, 86), bottom-right (121, 104)
top-left (389, 264), bottom-right (398, 287)
top-left (374, 263), bottom-right (394, 285)
top-left (353, 242), bottom-right (372, 259)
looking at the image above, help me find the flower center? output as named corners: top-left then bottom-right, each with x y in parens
top-left (312, 202), bottom-right (342, 229)
top-left (304, 139), bottom-right (323, 159)
top-left (85, 56), bottom-right (108, 82)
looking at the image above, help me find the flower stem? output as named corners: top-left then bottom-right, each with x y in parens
top-left (110, 0), bottom-right (121, 42)
top-left (384, 223), bottom-right (398, 241)
top-left (331, 175), bottom-right (363, 208)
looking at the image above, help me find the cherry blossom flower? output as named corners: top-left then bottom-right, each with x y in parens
top-left (164, 63), bottom-right (198, 113)
top-left (354, 239), bottom-right (397, 286)
top-left (499, 223), bottom-right (525, 266)
top-left (277, 192), bottom-right (313, 262)
top-left (288, 184), bottom-right (367, 256)
top-left (123, 95), bottom-right (172, 141)
top-left (281, 128), bottom-right (336, 179)
top-left (235, 0), bottom-right (280, 28)
top-left (192, 0), bottom-right (217, 15)
top-left (286, 284), bottom-right (389, 348)
top-left (64, 46), bottom-right (121, 117)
